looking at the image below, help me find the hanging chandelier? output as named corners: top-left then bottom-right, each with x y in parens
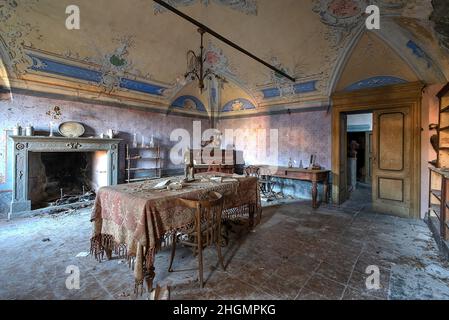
top-left (154, 0), bottom-right (295, 86)
top-left (185, 28), bottom-right (224, 93)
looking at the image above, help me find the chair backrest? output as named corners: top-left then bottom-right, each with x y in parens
top-left (175, 191), bottom-right (223, 210)
top-left (175, 191), bottom-right (224, 246)
top-left (245, 166), bottom-right (260, 178)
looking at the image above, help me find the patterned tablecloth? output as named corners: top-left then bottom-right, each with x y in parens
top-left (90, 172), bottom-right (261, 292)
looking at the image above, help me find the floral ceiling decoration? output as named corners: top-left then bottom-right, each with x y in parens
top-left (313, 0), bottom-right (408, 45)
top-left (1, 0), bottom-right (447, 117)
top-left (268, 57), bottom-right (296, 97)
top-left (154, 0), bottom-right (257, 15)
top-left (204, 41), bottom-right (236, 76)
top-left (90, 36), bottom-right (135, 93)
top-left (0, 0), bottom-right (40, 76)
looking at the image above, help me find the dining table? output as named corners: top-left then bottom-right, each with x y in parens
top-left (90, 172), bottom-right (261, 294)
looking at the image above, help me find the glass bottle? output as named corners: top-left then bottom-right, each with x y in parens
top-left (132, 133), bottom-right (138, 148)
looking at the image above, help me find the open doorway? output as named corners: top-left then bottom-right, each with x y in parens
top-left (347, 113), bottom-right (373, 203)
top-left (332, 83), bottom-right (423, 219)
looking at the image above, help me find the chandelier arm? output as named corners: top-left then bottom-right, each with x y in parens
top-left (152, 0), bottom-right (296, 82)
top-left (185, 70), bottom-right (200, 80)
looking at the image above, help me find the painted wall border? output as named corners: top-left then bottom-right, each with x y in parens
top-left (7, 87), bottom-right (212, 120)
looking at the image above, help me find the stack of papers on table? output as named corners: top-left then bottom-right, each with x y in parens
top-left (153, 180), bottom-right (171, 190)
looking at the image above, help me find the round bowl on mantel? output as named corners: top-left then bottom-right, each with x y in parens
top-left (58, 121), bottom-right (85, 138)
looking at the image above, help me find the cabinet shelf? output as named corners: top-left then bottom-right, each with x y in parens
top-left (431, 189), bottom-right (442, 202)
top-left (126, 156), bottom-right (161, 161)
top-left (125, 143), bottom-right (162, 183)
top-left (126, 168), bottom-right (161, 172)
top-left (431, 82), bottom-right (449, 242)
top-left (429, 204), bottom-right (441, 220)
top-left (129, 146), bottom-right (159, 150)
top-left (441, 105), bottom-right (449, 113)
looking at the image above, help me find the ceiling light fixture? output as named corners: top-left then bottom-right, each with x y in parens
top-left (152, 0), bottom-right (296, 86)
top-left (185, 28), bottom-right (224, 93)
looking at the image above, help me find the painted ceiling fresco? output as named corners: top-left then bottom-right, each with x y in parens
top-left (0, 0), bottom-right (448, 117)
top-left (154, 0), bottom-right (258, 15)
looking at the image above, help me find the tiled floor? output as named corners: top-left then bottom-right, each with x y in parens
top-left (1, 193), bottom-right (449, 300)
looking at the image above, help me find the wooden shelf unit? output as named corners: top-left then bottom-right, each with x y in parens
top-left (437, 83), bottom-right (449, 168)
top-left (429, 84), bottom-right (449, 242)
top-left (428, 168), bottom-right (449, 240)
top-left (125, 144), bottom-right (162, 183)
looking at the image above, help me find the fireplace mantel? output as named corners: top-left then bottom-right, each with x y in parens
top-left (9, 135), bottom-right (121, 218)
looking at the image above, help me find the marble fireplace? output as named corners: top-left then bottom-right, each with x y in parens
top-left (9, 136), bottom-right (120, 218)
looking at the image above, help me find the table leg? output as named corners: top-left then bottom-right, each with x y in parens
top-left (324, 177), bottom-right (329, 204)
top-left (105, 248), bottom-right (113, 260)
top-left (312, 181), bottom-right (318, 209)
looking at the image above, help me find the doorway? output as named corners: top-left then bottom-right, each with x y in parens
top-left (331, 82), bottom-right (424, 219)
top-left (347, 113), bottom-right (373, 204)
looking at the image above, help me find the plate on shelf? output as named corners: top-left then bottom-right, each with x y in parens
top-left (58, 121), bottom-right (85, 138)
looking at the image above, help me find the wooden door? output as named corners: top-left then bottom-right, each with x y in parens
top-left (338, 114), bottom-right (348, 204)
top-left (372, 107), bottom-right (411, 217)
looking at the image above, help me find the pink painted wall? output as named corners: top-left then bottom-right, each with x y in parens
top-left (0, 92), bottom-right (211, 190)
top-left (217, 110), bottom-right (332, 169)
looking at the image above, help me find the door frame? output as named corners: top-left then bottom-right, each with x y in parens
top-left (331, 82), bottom-right (424, 219)
top-left (364, 131), bottom-right (372, 184)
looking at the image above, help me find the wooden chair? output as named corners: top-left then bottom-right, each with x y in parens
top-left (245, 165), bottom-right (276, 199)
top-left (245, 165), bottom-right (260, 177)
top-left (168, 191), bottom-right (225, 288)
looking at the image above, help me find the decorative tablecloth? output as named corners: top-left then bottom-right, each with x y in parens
top-left (90, 173), bottom-right (261, 293)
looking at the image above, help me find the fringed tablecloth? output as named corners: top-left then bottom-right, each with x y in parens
top-left (90, 173), bottom-right (261, 293)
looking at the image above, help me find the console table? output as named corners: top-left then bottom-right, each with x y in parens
top-left (260, 166), bottom-right (330, 209)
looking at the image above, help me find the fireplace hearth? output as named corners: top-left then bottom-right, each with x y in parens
top-left (29, 152), bottom-right (98, 209)
top-left (9, 136), bottom-right (121, 218)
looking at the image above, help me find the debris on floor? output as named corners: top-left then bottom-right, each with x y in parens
top-left (75, 252), bottom-right (90, 258)
top-left (1, 201), bottom-right (449, 300)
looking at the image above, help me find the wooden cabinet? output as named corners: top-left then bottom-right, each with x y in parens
top-left (429, 84), bottom-right (449, 244)
top-left (428, 168), bottom-right (449, 241)
top-left (192, 148), bottom-right (237, 167)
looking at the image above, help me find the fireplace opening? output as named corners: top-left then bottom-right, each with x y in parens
top-left (28, 151), bottom-right (107, 209)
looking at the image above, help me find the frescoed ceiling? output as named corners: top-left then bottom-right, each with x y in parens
top-left (0, 0), bottom-right (448, 117)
